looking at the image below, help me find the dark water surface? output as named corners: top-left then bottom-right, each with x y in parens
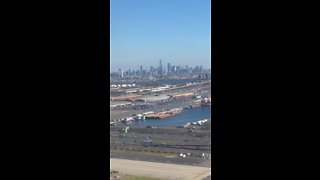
top-left (128, 106), bottom-right (211, 127)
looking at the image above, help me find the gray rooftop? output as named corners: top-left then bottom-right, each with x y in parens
top-left (135, 94), bottom-right (170, 102)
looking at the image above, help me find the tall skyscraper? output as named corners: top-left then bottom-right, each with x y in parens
top-left (149, 66), bottom-right (152, 73)
top-left (140, 65), bottom-right (143, 75)
top-left (159, 59), bottom-right (163, 75)
top-left (167, 63), bottom-right (171, 74)
top-left (118, 68), bottom-right (123, 78)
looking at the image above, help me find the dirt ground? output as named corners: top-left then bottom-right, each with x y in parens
top-left (110, 158), bottom-right (211, 180)
top-left (119, 175), bottom-right (163, 180)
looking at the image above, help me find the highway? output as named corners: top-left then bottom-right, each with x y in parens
top-left (110, 126), bottom-right (211, 156)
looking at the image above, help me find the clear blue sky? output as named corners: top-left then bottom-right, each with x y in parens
top-left (110, 0), bottom-right (211, 72)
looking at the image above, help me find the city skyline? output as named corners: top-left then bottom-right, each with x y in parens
top-left (110, 58), bottom-right (210, 72)
top-left (110, 59), bottom-right (209, 73)
top-left (110, 0), bottom-right (211, 72)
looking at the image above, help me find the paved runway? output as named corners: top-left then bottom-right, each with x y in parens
top-left (110, 158), bottom-right (211, 180)
top-left (110, 152), bottom-right (211, 167)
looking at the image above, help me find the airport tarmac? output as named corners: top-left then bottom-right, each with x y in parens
top-left (110, 158), bottom-right (211, 180)
top-left (110, 151), bottom-right (211, 167)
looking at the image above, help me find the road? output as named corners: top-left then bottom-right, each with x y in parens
top-left (110, 158), bottom-right (211, 180)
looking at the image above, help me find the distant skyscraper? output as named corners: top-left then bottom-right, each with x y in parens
top-left (167, 63), bottom-right (171, 73)
top-left (118, 68), bottom-right (123, 78)
top-left (149, 66), bottom-right (153, 73)
top-left (140, 65), bottom-right (143, 75)
top-left (159, 59), bottom-right (163, 75)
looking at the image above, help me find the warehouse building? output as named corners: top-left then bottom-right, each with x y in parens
top-left (134, 94), bottom-right (170, 103)
top-left (110, 101), bottom-right (132, 108)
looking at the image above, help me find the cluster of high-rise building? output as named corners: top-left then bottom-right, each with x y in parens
top-left (111, 60), bottom-right (210, 78)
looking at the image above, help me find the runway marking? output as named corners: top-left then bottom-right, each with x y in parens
top-left (164, 156), bottom-right (176, 158)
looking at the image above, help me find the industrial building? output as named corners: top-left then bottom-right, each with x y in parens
top-left (134, 94), bottom-right (170, 103)
top-left (110, 101), bottom-right (132, 108)
top-left (111, 94), bottom-right (142, 101)
top-left (168, 92), bottom-right (195, 98)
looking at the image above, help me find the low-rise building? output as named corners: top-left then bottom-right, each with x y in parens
top-left (110, 101), bottom-right (132, 108)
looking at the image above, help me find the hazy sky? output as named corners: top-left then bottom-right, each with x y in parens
top-left (110, 0), bottom-right (211, 72)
